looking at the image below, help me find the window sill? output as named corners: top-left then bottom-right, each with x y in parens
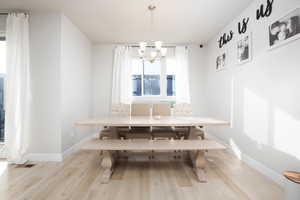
top-left (132, 96), bottom-right (176, 104)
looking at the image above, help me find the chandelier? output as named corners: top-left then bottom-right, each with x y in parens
top-left (138, 2), bottom-right (167, 63)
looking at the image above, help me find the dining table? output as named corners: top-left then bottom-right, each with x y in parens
top-left (76, 115), bottom-right (230, 183)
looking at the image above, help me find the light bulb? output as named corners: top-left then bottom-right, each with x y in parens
top-left (161, 48), bottom-right (167, 57)
top-left (139, 42), bottom-right (147, 51)
top-left (155, 41), bottom-right (162, 50)
top-left (138, 49), bottom-right (144, 57)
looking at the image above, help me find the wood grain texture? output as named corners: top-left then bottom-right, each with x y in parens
top-left (81, 139), bottom-right (226, 151)
top-left (0, 151), bottom-right (283, 200)
top-left (75, 116), bottom-right (230, 127)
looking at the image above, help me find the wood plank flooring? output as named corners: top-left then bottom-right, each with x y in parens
top-left (0, 150), bottom-right (283, 200)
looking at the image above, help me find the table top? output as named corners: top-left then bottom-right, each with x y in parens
top-left (76, 116), bottom-right (230, 127)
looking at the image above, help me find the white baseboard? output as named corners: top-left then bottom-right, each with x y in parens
top-left (1, 144), bottom-right (62, 162)
top-left (26, 153), bottom-right (63, 162)
top-left (62, 133), bottom-right (98, 160)
top-left (241, 152), bottom-right (285, 186)
top-left (26, 133), bottom-right (98, 162)
top-left (207, 133), bottom-right (285, 187)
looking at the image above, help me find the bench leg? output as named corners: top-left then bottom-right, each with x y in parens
top-left (101, 150), bottom-right (114, 184)
top-left (193, 150), bottom-right (207, 183)
top-left (110, 127), bottom-right (119, 139)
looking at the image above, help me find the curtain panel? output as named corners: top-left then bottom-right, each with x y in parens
top-left (111, 46), bottom-right (132, 106)
top-left (5, 12), bottom-right (31, 164)
top-left (175, 46), bottom-right (191, 104)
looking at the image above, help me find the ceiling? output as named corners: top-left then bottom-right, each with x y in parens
top-left (0, 0), bottom-right (253, 44)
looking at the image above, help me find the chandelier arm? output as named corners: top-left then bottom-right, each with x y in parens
top-left (138, 1), bottom-right (167, 62)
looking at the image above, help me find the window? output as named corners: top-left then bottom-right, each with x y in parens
top-left (143, 60), bottom-right (161, 95)
top-left (0, 39), bottom-right (5, 143)
top-left (166, 58), bottom-right (176, 96)
top-left (132, 59), bottom-right (143, 96)
top-left (131, 57), bottom-right (176, 99)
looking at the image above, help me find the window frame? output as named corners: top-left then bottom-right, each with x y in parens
top-left (131, 57), bottom-right (176, 102)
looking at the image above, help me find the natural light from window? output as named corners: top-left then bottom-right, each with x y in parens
top-left (166, 58), bottom-right (176, 96)
top-left (132, 59), bottom-right (161, 96)
top-left (143, 60), bottom-right (161, 96)
top-left (0, 41), bottom-right (6, 74)
top-left (132, 58), bottom-right (176, 98)
top-left (0, 160), bottom-right (8, 176)
top-left (0, 40), bottom-right (6, 143)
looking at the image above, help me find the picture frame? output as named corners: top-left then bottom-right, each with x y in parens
top-left (269, 7), bottom-right (300, 50)
top-left (237, 33), bottom-right (252, 65)
top-left (216, 51), bottom-right (226, 71)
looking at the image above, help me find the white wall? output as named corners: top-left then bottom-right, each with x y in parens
top-left (91, 44), bottom-right (207, 117)
top-left (29, 12), bottom-right (62, 154)
top-left (188, 45), bottom-right (206, 115)
top-left (28, 12), bottom-right (93, 159)
top-left (60, 15), bottom-right (93, 152)
top-left (204, 0), bottom-right (300, 183)
top-left (92, 45), bottom-right (114, 117)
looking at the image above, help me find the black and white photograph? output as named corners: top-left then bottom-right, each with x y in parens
top-left (216, 52), bottom-right (226, 71)
top-left (269, 7), bottom-right (300, 49)
top-left (237, 34), bottom-right (251, 64)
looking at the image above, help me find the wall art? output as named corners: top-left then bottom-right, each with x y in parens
top-left (238, 17), bottom-right (250, 34)
top-left (269, 7), bottom-right (300, 49)
top-left (216, 52), bottom-right (227, 71)
top-left (237, 33), bottom-right (252, 64)
top-left (256, 0), bottom-right (274, 20)
top-left (218, 31), bottom-right (234, 48)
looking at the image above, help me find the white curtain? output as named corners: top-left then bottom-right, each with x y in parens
top-left (111, 46), bottom-right (132, 105)
top-left (175, 46), bottom-right (191, 103)
top-left (5, 13), bottom-right (31, 164)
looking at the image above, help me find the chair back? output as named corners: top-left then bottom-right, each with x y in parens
top-left (131, 104), bottom-right (151, 116)
top-left (173, 103), bottom-right (192, 116)
top-left (111, 104), bottom-right (131, 116)
top-left (152, 104), bottom-right (171, 116)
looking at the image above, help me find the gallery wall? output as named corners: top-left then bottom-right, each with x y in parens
top-left (204, 0), bottom-right (300, 185)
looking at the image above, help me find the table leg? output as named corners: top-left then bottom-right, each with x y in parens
top-left (101, 150), bottom-right (114, 184)
top-left (188, 126), bottom-right (197, 139)
top-left (110, 127), bottom-right (121, 158)
top-left (193, 150), bottom-right (207, 183)
top-left (188, 127), bottom-right (207, 182)
top-left (110, 127), bottom-right (119, 139)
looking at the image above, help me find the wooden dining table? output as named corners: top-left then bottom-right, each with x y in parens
top-left (76, 116), bottom-right (230, 183)
top-left (76, 116), bottom-right (230, 135)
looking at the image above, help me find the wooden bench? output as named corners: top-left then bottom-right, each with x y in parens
top-left (82, 138), bottom-right (226, 184)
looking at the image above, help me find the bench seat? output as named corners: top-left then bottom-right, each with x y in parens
top-left (82, 138), bottom-right (226, 151)
top-left (82, 138), bottom-right (225, 184)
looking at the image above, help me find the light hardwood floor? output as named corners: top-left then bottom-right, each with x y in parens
top-left (0, 150), bottom-right (283, 200)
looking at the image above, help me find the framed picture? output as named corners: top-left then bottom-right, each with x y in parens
top-left (237, 33), bottom-right (252, 64)
top-left (216, 52), bottom-right (226, 71)
top-left (269, 7), bottom-right (300, 50)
